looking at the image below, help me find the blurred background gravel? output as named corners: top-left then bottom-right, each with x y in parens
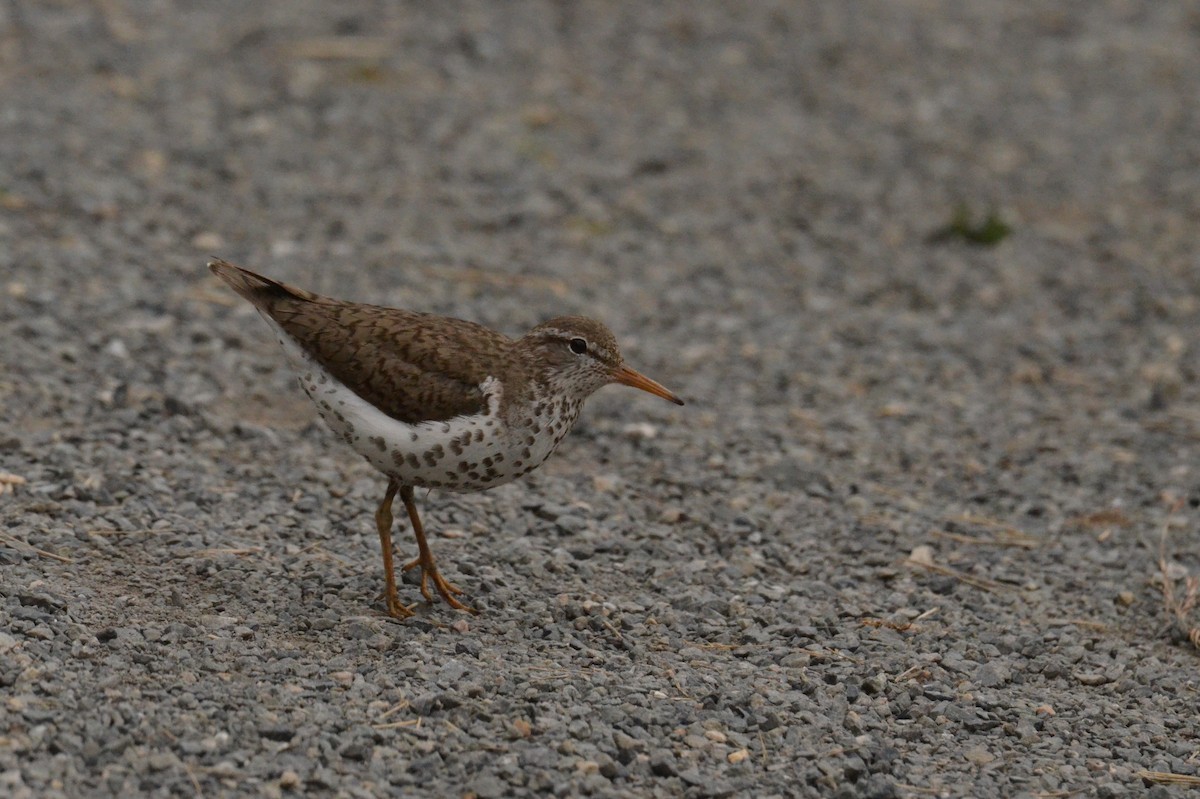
top-left (2, 2), bottom-right (1199, 797)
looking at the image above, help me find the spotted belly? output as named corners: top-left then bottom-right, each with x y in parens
top-left (264, 318), bottom-right (565, 492)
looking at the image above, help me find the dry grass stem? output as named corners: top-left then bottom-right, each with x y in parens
top-left (0, 532), bottom-right (72, 563)
top-left (1156, 506), bottom-right (1200, 652)
top-left (372, 718), bottom-right (422, 731)
top-left (285, 37), bottom-right (392, 60)
top-left (185, 547), bottom-right (266, 558)
top-left (904, 558), bottom-right (1008, 593)
top-left (89, 528), bottom-right (165, 536)
top-left (930, 528), bottom-right (1039, 549)
top-left (1136, 770), bottom-right (1200, 787)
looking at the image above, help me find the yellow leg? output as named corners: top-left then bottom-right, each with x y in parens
top-left (399, 485), bottom-right (475, 613)
top-left (374, 479), bottom-right (414, 618)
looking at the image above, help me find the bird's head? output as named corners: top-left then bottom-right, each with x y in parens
top-left (520, 316), bottom-right (684, 406)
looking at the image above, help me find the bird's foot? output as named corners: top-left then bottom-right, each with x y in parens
top-left (381, 586), bottom-right (416, 619)
top-left (402, 557), bottom-right (475, 613)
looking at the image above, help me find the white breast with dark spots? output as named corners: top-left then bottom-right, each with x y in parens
top-left (265, 319), bottom-right (522, 492)
top-left (503, 387), bottom-right (585, 480)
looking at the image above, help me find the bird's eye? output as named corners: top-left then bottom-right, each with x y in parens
top-left (568, 338), bottom-right (588, 355)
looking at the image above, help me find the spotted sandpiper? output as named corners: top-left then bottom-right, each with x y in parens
top-left (209, 259), bottom-right (684, 618)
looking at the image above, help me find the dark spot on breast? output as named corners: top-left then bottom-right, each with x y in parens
top-left (520, 447), bottom-right (532, 460)
top-left (370, 436), bottom-right (386, 452)
top-left (482, 457), bottom-right (493, 467)
top-left (525, 435), bottom-right (535, 446)
top-left (450, 440), bottom-right (463, 456)
top-left (459, 431), bottom-right (472, 447)
top-left (485, 467), bottom-right (498, 479)
top-left (423, 451), bottom-right (438, 467)
top-left (445, 471), bottom-right (458, 480)
top-left (474, 429), bottom-right (484, 442)
top-left (468, 470), bottom-right (481, 481)
top-left (458, 461), bottom-right (470, 473)
top-left (493, 452), bottom-right (504, 462)
top-left (407, 453), bottom-right (421, 469)
top-left (411, 432), bottom-right (419, 442)
top-left (392, 450), bottom-right (406, 467)
top-left (441, 422), bottom-right (451, 434)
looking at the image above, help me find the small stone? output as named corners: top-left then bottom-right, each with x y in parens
top-left (594, 753), bottom-right (619, 779)
top-left (623, 422), bottom-right (659, 440)
top-left (728, 748), bottom-right (750, 764)
top-left (438, 659), bottom-right (468, 684)
top-left (25, 626), bottom-right (53, 640)
top-left (555, 514), bottom-right (587, 534)
top-left (973, 662), bottom-right (1011, 688)
top-left (1116, 591), bottom-right (1135, 606)
top-left (649, 749), bottom-right (677, 777)
top-left (192, 231), bottom-right (225, 250)
top-left (704, 729), bottom-right (727, 743)
top-left (592, 474), bottom-right (619, 493)
top-left (279, 770), bottom-right (301, 790)
top-left (861, 673), bottom-right (887, 694)
top-left (104, 338), bottom-right (129, 359)
top-left (659, 507), bottom-right (686, 523)
top-left (1074, 672), bottom-right (1112, 686)
top-left (331, 671), bottom-right (354, 687)
top-left (467, 774), bottom-right (507, 799)
top-left (259, 727), bottom-right (295, 742)
top-left (575, 760), bottom-right (600, 775)
top-left (340, 743), bottom-right (370, 761)
top-left (964, 746), bottom-right (995, 765)
top-left (908, 545), bottom-right (935, 567)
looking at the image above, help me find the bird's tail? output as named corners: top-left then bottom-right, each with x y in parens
top-left (207, 258), bottom-right (321, 306)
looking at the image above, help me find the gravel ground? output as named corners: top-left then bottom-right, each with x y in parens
top-left (3, 2), bottom-right (1200, 797)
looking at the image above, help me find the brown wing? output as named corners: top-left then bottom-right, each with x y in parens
top-left (210, 259), bottom-right (513, 424)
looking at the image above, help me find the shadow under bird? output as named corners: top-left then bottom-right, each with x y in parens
top-left (208, 259), bottom-right (685, 618)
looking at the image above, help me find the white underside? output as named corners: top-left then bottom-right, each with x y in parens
top-left (260, 315), bottom-right (559, 491)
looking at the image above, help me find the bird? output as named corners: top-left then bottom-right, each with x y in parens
top-left (208, 258), bottom-right (684, 618)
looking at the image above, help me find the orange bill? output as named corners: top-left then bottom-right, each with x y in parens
top-left (612, 365), bottom-right (685, 405)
